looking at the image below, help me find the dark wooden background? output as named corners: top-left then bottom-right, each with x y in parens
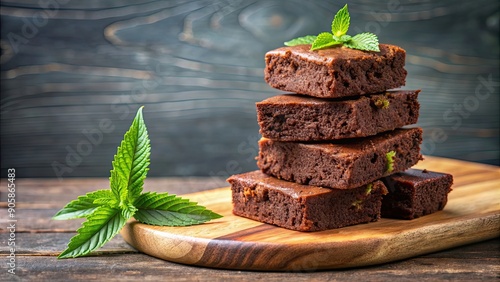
top-left (1, 0), bottom-right (499, 178)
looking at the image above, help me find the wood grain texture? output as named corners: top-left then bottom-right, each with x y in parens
top-left (8, 240), bottom-right (499, 282)
top-left (0, 1), bottom-right (499, 179)
top-left (0, 173), bottom-right (498, 280)
top-left (121, 156), bottom-right (500, 271)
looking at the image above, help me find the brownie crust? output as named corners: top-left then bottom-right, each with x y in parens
top-left (257, 90), bottom-right (420, 141)
top-left (381, 169), bottom-right (453, 219)
top-left (257, 128), bottom-right (423, 189)
top-left (264, 44), bottom-right (407, 98)
top-left (228, 171), bottom-right (388, 232)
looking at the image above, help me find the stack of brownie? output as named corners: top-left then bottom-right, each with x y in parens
top-left (228, 44), bottom-right (453, 231)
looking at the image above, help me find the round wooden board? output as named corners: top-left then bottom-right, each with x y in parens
top-left (121, 157), bottom-right (500, 271)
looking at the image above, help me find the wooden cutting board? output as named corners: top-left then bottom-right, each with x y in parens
top-left (121, 156), bottom-right (500, 271)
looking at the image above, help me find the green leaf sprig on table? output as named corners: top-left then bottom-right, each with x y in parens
top-left (284, 4), bottom-right (380, 52)
top-left (53, 107), bottom-right (222, 259)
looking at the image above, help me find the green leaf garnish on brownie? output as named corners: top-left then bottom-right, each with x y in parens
top-left (284, 4), bottom-right (380, 52)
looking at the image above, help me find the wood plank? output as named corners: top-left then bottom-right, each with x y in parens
top-left (4, 239), bottom-right (499, 281)
top-left (121, 157), bottom-right (500, 271)
top-left (0, 233), bottom-right (136, 255)
top-left (0, 208), bottom-right (84, 232)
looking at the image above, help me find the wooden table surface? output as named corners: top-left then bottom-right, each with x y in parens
top-left (1, 171), bottom-right (499, 281)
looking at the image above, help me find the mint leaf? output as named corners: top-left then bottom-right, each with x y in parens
top-left (134, 192), bottom-right (222, 226)
top-left (58, 206), bottom-right (128, 259)
top-left (121, 203), bottom-right (138, 220)
top-left (284, 35), bottom-right (316, 46)
top-left (284, 4), bottom-right (380, 52)
top-left (110, 106), bottom-right (150, 204)
top-left (55, 107), bottom-right (223, 259)
top-left (311, 32), bottom-right (342, 51)
top-left (93, 197), bottom-right (118, 207)
top-left (335, 34), bottom-right (352, 43)
top-left (110, 170), bottom-right (128, 209)
top-left (386, 151), bottom-right (396, 173)
top-left (344, 32), bottom-right (380, 52)
top-left (53, 190), bottom-right (114, 220)
top-left (331, 4), bottom-right (350, 37)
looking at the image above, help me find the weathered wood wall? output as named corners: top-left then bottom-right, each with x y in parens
top-left (1, 0), bottom-right (499, 178)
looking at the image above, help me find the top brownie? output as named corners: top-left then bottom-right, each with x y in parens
top-left (265, 44), bottom-right (407, 98)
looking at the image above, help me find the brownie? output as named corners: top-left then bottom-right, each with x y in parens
top-left (264, 44), bottom-right (407, 98)
top-left (256, 90), bottom-right (420, 141)
top-left (228, 171), bottom-right (388, 232)
top-left (381, 169), bottom-right (453, 219)
top-left (257, 128), bottom-right (423, 189)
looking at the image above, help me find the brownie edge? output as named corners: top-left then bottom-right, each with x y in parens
top-left (228, 171), bottom-right (388, 232)
top-left (264, 44), bottom-right (407, 98)
top-left (257, 128), bottom-right (423, 189)
top-left (381, 169), bottom-right (453, 219)
top-left (256, 90), bottom-right (420, 141)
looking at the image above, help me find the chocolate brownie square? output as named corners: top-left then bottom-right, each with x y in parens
top-left (264, 44), bottom-right (406, 98)
top-left (256, 90), bottom-right (420, 141)
top-left (381, 169), bottom-right (453, 219)
top-left (228, 171), bottom-right (388, 231)
top-left (257, 128), bottom-right (423, 189)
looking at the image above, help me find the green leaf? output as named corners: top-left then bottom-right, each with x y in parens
top-left (311, 32), bottom-right (342, 51)
top-left (121, 203), bottom-right (138, 220)
top-left (133, 192), bottom-right (222, 226)
top-left (331, 4), bottom-right (350, 37)
top-left (283, 4), bottom-right (379, 52)
top-left (110, 170), bottom-right (128, 209)
top-left (110, 107), bottom-right (150, 204)
top-left (93, 197), bottom-right (118, 207)
top-left (284, 35), bottom-right (317, 46)
top-left (344, 32), bottom-right (380, 52)
top-left (53, 190), bottom-right (114, 220)
top-left (58, 206), bottom-right (128, 259)
top-left (55, 106), bottom-right (224, 259)
top-left (336, 34), bottom-right (352, 43)
top-left (386, 151), bottom-right (396, 173)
